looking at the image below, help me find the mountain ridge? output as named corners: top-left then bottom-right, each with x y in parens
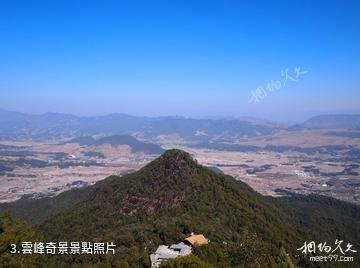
top-left (301, 114), bottom-right (360, 129)
top-left (1, 149), bottom-right (360, 267)
top-left (0, 108), bottom-right (279, 141)
top-left (64, 134), bottom-right (164, 154)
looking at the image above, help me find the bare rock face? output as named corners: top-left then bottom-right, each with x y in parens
top-left (119, 150), bottom-right (197, 215)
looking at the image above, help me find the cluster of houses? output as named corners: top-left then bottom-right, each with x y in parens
top-left (150, 233), bottom-right (209, 268)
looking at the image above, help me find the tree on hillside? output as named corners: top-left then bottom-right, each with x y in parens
top-left (0, 213), bottom-right (42, 268)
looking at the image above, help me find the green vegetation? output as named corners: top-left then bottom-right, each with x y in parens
top-left (1, 149), bottom-right (359, 267)
top-left (0, 214), bottom-right (42, 267)
top-left (160, 255), bottom-right (213, 267)
top-left (0, 186), bottom-right (94, 225)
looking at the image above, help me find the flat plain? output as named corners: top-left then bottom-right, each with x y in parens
top-left (1, 128), bottom-right (359, 204)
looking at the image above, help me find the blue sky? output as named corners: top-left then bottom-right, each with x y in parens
top-left (0, 1), bottom-right (359, 121)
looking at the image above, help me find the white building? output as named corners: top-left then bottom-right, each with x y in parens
top-left (150, 234), bottom-right (208, 267)
top-left (150, 242), bottom-right (192, 268)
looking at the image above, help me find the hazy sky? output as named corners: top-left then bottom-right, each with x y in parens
top-left (0, 1), bottom-right (359, 121)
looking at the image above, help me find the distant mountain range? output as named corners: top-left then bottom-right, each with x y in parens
top-left (1, 109), bottom-right (359, 141)
top-left (1, 149), bottom-right (359, 267)
top-left (301, 114), bottom-right (360, 129)
top-left (0, 109), bottom-right (276, 141)
top-left (65, 135), bottom-right (164, 154)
